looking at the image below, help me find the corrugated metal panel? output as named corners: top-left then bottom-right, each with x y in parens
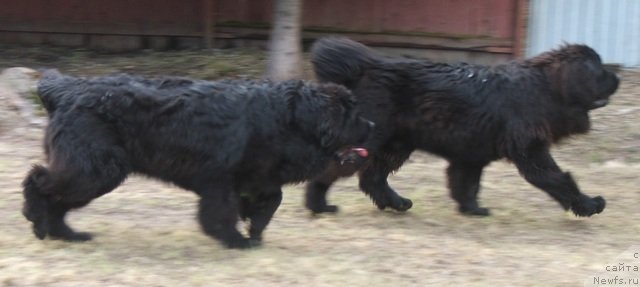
top-left (527, 0), bottom-right (640, 67)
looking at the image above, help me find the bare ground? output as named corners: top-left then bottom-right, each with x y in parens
top-left (0, 45), bottom-right (639, 287)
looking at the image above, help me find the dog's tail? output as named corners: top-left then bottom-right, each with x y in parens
top-left (22, 165), bottom-right (52, 239)
top-left (311, 37), bottom-right (382, 89)
top-left (37, 69), bottom-right (72, 116)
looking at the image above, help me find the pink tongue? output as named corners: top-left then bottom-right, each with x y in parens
top-left (352, 148), bottom-right (368, 157)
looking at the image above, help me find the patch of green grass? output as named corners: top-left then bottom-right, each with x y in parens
top-left (27, 91), bottom-right (46, 115)
top-left (588, 152), bottom-right (605, 163)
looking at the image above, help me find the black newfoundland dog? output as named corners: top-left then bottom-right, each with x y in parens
top-left (22, 71), bottom-right (374, 248)
top-left (305, 37), bottom-right (619, 217)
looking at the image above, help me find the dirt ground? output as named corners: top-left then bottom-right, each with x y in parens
top-left (0, 45), bottom-right (638, 287)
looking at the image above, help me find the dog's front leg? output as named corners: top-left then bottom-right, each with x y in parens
top-left (512, 143), bottom-right (605, 217)
top-left (246, 189), bottom-right (282, 243)
top-left (446, 161), bottom-right (490, 216)
top-left (197, 183), bottom-right (254, 249)
top-left (358, 155), bottom-right (413, 212)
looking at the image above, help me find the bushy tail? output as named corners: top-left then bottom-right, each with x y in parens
top-left (311, 37), bottom-right (382, 89)
top-left (22, 165), bottom-right (51, 239)
top-left (37, 69), bottom-right (71, 116)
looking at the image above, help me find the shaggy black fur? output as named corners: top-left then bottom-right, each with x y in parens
top-left (306, 37), bottom-right (619, 217)
top-left (22, 70), bottom-right (374, 248)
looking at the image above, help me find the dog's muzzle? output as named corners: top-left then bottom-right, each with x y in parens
top-left (335, 147), bottom-right (369, 165)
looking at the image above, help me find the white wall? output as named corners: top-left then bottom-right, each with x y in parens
top-left (527, 0), bottom-right (640, 67)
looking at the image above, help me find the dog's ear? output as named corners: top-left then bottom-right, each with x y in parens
top-left (316, 84), bottom-right (357, 149)
top-left (545, 60), bottom-right (590, 107)
top-left (561, 60), bottom-right (606, 107)
top-left (319, 122), bottom-right (338, 148)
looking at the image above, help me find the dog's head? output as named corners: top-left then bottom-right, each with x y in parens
top-left (286, 81), bottom-right (374, 160)
top-left (529, 44), bottom-right (619, 136)
top-left (532, 44), bottom-right (619, 111)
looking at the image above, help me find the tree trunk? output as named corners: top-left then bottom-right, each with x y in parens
top-left (266, 0), bottom-right (303, 81)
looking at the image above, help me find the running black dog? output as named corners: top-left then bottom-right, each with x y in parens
top-left (306, 37), bottom-right (618, 217)
top-left (23, 71), bottom-right (374, 248)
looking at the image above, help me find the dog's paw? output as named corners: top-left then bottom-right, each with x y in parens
top-left (248, 238), bottom-right (263, 248)
top-left (310, 204), bottom-right (339, 215)
top-left (24, 206), bottom-right (50, 239)
top-left (32, 221), bottom-right (49, 240)
top-left (226, 238), bottom-right (260, 249)
top-left (459, 206), bottom-right (491, 217)
top-left (392, 197), bottom-right (413, 212)
top-left (377, 196), bottom-right (413, 212)
top-left (305, 192), bottom-right (340, 215)
top-left (49, 230), bottom-right (93, 242)
top-left (571, 195), bottom-right (606, 217)
top-left (307, 204), bottom-right (339, 215)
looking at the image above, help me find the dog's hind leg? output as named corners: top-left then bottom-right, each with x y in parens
top-left (197, 181), bottom-right (254, 249)
top-left (23, 166), bottom-right (126, 241)
top-left (46, 200), bottom-right (94, 241)
top-left (22, 165), bottom-right (54, 239)
top-left (45, 169), bottom-right (126, 241)
top-left (22, 165), bottom-right (96, 241)
top-left (446, 161), bottom-right (490, 216)
top-left (23, 150), bottom-right (128, 241)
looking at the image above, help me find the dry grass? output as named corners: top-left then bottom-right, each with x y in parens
top-left (0, 45), bottom-right (639, 286)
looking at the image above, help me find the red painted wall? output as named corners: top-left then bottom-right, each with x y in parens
top-left (0, 0), bottom-right (524, 55)
top-left (1, 0), bottom-right (517, 38)
top-left (0, 0), bottom-right (203, 35)
top-left (216, 0), bottom-right (516, 39)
